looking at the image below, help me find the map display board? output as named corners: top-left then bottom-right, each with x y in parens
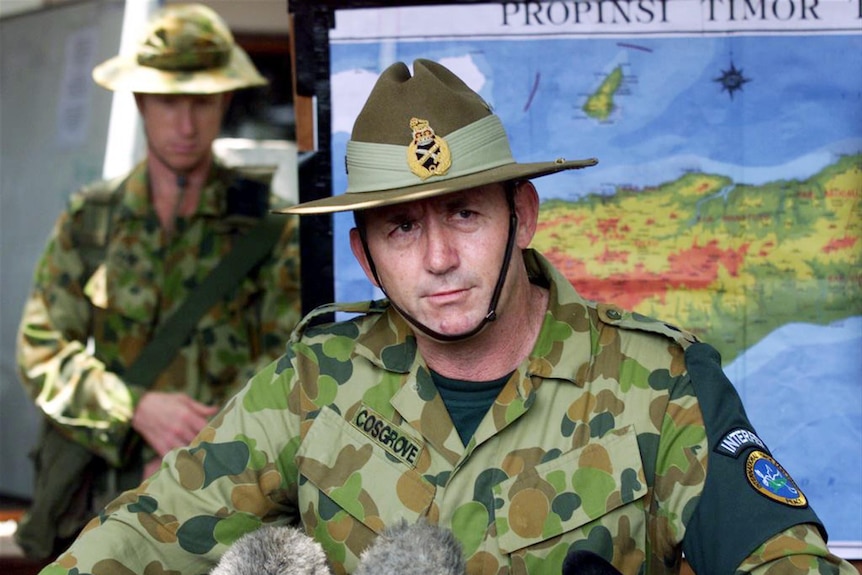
top-left (327, 1), bottom-right (862, 552)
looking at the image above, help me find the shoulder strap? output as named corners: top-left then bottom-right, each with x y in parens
top-left (226, 171), bottom-right (272, 218)
top-left (288, 299), bottom-right (389, 345)
top-left (123, 213), bottom-right (285, 388)
top-left (595, 302), bottom-right (700, 350)
top-left (72, 175), bottom-right (128, 281)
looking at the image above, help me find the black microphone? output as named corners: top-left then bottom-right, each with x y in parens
top-left (209, 525), bottom-right (331, 575)
top-left (355, 518), bottom-right (467, 575)
top-left (562, 549), bottom-right (623, 575)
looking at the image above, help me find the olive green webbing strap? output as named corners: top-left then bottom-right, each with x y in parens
top-left (105, 214), bottom-right (285, 539)
top-left (104, 213), bottom-right (284, 506)
top-left (123, 213), bottom-right (284, 386)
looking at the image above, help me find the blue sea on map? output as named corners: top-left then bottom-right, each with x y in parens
top-left (724, 317), bottom-right (862, 541)
top-left (329, 34), bottom-right (862, 541)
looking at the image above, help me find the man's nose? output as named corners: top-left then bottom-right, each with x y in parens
top-left (176, 103), bottom-right (196, 134)
top-left (423, 221), bottom-right (459, 274)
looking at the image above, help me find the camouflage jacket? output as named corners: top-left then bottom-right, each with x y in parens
top-left (17, 160), bottom-right (302, 466)
top-left (41, 250), bottom-right (853, 575)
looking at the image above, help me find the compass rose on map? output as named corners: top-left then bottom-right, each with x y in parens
top-left (714, 61), bottom-right (751, 99)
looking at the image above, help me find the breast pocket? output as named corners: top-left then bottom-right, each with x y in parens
top-left (494, 425), bottom-right (648, 556)
top-left (296, 406), bottom-right (435, 537)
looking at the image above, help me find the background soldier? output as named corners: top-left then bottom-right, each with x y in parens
top-left (15, 3), bottom-right (301, 560)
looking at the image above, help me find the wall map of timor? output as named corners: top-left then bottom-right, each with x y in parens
top-left (329, 6), bottom-right (862, 545)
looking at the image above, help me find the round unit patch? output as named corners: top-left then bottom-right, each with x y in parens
top-left (745, 450), bottom-right (807, 507)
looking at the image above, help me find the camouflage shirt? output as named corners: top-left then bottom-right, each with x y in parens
top-left (18, 160), bottom-right (301, 466)
top-left (41, 250), bottom-right (853, 575)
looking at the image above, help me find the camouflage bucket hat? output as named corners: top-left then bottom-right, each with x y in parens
top-left (92, 3), bottom-right (267, 95)
top-left (281, 59), bottom-right (597, 215)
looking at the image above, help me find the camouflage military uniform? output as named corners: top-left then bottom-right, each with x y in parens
top-left (40, 251), bottom-right (852, 575)
top-left (17, 159), bottom-right (301, 502)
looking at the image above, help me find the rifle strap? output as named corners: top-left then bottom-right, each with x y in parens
top-left (123, 212), bottom-right (284, 387)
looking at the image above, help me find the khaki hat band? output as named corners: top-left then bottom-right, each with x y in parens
top-left (345, 115), bottom-right (515, 194)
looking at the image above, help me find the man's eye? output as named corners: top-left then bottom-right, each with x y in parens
top-left (396, 221), bottom-right (414, 233)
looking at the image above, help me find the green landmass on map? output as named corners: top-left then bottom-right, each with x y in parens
top-left (531, 153), bottom-right (862, 364)
top-left (583, 65), bottom-right (623, 121)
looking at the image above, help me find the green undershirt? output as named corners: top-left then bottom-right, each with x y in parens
top-left (430, 370), bottom-right (513, 445)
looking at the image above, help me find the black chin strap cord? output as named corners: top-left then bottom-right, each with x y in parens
top-left (359, 183), bottom-right (519, 343)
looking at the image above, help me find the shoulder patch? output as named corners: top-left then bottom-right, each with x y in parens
top-left (596, 303), bottom-right (699, 349)
top-left (745, 450), bottom-right (808, 507)
top-left (716, 427), bottom-right (767, 458)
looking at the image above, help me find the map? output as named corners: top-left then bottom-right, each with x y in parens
top-left (329, 5), bottom-right (862, 548)
top-left (533, 155), bottom-right (861, 366)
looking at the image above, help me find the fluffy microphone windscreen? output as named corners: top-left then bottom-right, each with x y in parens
top-left (209, 525), bottom-right (332, 575)
top-left (354, 518), bottom-right (467, 575)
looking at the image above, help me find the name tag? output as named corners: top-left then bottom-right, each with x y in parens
top-left (351, 404), bottom-right (423, 467)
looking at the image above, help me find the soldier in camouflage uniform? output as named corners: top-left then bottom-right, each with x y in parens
top-left (38, 60), bottom-right (854, 575)
top-left (16, 3), bottom-right (301, 560)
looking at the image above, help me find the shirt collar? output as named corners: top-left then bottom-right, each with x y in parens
top-left (350, 249), bottom-right (597, 389)
top-left (118, 159), bottom-right (229, 219)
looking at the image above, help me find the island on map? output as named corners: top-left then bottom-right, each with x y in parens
top-left (531, 154), bottom-right (862, 365)
top-left (582, 65), bottom-right (623, 121)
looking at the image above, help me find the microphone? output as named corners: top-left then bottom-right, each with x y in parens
top-left (355, 518), bottom-right (466, 575)
top-left (562, 549), bottom-right (623, 575)
top-left (209, 525), bottom-right (331, 575)
top-left (210, 519), bottom-right (466, 575)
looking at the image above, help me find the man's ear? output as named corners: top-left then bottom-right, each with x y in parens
top-left (514, 180), bottom-right (540, 249)
top-left (349, 227), bottom-right (380, 287)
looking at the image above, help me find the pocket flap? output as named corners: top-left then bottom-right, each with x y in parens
top-left (297, 406), bottom-right (434, 534)
top-left (495, 425), bottom-right (647, 554)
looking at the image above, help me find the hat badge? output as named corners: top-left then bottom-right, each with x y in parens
top-left (406, 117), bottom-right (451, 180)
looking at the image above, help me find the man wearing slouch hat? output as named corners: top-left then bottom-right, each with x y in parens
top-left (37, 58), bottom-right (854, 575)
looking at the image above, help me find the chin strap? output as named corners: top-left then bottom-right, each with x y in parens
top-left (359, 183), bottom-right (518, 343)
